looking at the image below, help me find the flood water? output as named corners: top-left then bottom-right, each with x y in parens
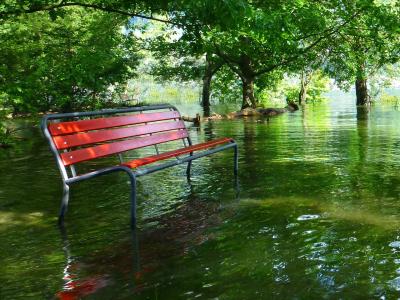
top-left (1, 95), bottom-right (400, 299)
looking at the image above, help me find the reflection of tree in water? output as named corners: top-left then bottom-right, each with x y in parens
top-left (351, 106), bottom-right (397, 199)
top-left (203, 120), bottom-right (215, 142)
top-left (240, 121), bottom-right (260, 190)
top-left (356, 106), bottom-right (369, 164)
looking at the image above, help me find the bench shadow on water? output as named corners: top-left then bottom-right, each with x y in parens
top-left (2, 101), bottom-right (400, 298)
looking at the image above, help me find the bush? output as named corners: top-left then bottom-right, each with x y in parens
top-left (380, 93), bottom-right (400, 106)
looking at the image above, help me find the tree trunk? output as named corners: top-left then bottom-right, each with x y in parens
top-left (355, 77), bottom-right (369, 106)
top-left (299, 71), bottom-right (307, 105)
top-left (202, 64), bottom-right (212, 116)
top-left (298, 70), bottom-right (313, 105)
top-left (241, 77), bottom-right (256, 109)
top-left (202, 54), bottom-right (223, 117)
top-left (237, 51), bottom-right (257, 109)
top-left (299, 80), bottom-right (307, 105)
top-left (355, 62), bottom-right (369, 106)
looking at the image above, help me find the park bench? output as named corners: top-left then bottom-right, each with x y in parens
top-left (41, 104), bottom-right (238, 227)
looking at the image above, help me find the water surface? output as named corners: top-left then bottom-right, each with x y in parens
top-left (1, 98), bottom-right (400, 299)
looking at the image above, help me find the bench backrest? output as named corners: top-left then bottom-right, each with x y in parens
top-left (41, 105), bottom-right (190, 179)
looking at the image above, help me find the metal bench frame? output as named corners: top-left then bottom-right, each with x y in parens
top-left (41, 104), bottom-right (238, 227)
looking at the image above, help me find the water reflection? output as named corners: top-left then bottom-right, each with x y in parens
top-left (53, 185), bottom-right (235, 298)
top-left (356, 105), bottom-right (370, 121)
top-left (56, 226), bottom-right (140, 299)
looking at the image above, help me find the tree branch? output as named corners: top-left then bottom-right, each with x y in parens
top-left (214, 43), bottom-right (244, 78)
top-left (253, 8), bottom-right (364, 77)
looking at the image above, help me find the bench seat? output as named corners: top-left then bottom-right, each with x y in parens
top-left (122, 137), bottom-right (233, 169)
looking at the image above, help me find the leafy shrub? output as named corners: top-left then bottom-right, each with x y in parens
top-left (380, 93), bottom-right (400, 107)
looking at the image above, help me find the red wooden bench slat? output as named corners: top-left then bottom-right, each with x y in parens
top-left (53, 121), bottom-right (186, 150)
top-left (60, 130), bottom-right (189, 166)
top-left (122, 137), bottom-right (233, 169)
top-left (49, 111), bottom-right (181, 136)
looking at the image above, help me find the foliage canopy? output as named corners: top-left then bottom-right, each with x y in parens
top-left (0, 0), bottom-right (399, 115)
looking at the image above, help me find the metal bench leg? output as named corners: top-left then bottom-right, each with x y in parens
top-left (128, 172), bottom-right (137, 229)
top-left (58, 184), bottom-right (70, 226)
top-left (186, 161), bottom-right (192, 181)
top-left (234, 144), bottom-right (239, 175)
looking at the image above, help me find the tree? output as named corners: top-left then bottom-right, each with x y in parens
top-left (323, 1), bottom-right (400, 105)
top-left (194, 0), bottom-right (361, 109)
top-left (298, 69), bottom-right (312, 105)
top-left (0, 7), bottom-right (139, 113)
top-left (142, 1), bottom-right (250, 113)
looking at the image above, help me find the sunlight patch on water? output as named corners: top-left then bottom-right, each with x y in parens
top-left (240, 197), bottom-right (400, 229)
top-left (0, 211), bottom-right (46, 229)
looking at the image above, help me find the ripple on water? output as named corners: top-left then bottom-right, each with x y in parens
top-left (388, 277), bottom-right (400, 291)
top-left (286, 223), bottom-right (299, 228)
top-left (389, 241), bottom-right (400, 248)
top-left (297, 215), bottom-right (320, 221)
top-left (302, 230), bottom-right (316, 235)
top-left (258, 226), bottom-right (272, 234)
top-left (312, 242), bottom-right (328, 249)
